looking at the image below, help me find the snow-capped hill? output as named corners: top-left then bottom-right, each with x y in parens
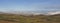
top-left (47, 11), bottom-right (60, 15)
top-left (32, 13), bottom-right (43, 15)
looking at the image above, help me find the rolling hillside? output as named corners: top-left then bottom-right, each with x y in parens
top-left (0, 12), bottom-right (60, 23)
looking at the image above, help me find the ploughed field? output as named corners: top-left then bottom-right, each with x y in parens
top-left (0, 14), bottom-right (60, 23)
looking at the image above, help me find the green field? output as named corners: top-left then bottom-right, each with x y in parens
top-left (0, 14), bottom-right (60, 23)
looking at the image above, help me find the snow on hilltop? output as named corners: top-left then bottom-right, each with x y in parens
top-left (47, 11), bottom-right (60, 15)
top-left (0, 11), bottom-right (60, 15)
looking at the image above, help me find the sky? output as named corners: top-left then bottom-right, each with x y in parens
top-left (0, 0), bottom-right (60, 13)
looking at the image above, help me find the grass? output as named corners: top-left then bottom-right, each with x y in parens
top-left (0, 14), bottom-right (60, 23)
